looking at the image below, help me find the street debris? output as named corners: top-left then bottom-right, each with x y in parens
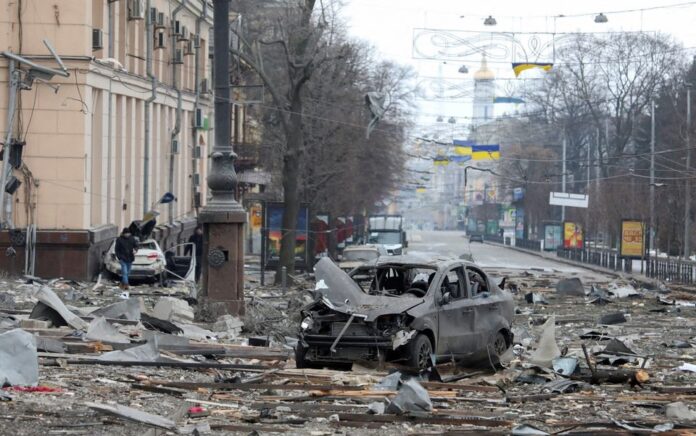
top-left (555, 277), bottom-right (585, 296)
top-left (0, 329), bottom-right (38, 386)
top-left (528, 315), bottom-right (561, 367)
top-left (0, 253), bottom-right (695, 434)
top-left (665, 401), bottom-right (696, 421)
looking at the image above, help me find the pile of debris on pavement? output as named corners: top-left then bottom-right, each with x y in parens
top-left (0, 264), bottom-right (695, 435)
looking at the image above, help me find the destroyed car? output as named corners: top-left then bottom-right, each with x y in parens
top-left (337, 244), bottom-right (387, 272)
top-left (297, 256), bottom-right (514, 370)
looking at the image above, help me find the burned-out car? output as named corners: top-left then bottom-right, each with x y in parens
top-left (297, 256), bottom-right (514, 370)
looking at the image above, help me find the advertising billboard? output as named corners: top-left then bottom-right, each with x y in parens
top-left (563, 222), bottom-right (583, 249)
top-left (544, 223), bottom-right (563, 251)
top-left (620, 220), bottom-right (645, 258)
top-left (262, 202), bottom-right (310, 270)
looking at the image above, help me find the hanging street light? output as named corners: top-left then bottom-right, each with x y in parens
top-left (458, 65), bottom-right (469, 74)
top-left (594, 13), bottom-right (608, 23)
top-left (483, 15), bottom-right (497, 26)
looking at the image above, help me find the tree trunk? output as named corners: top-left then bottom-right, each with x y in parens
top-left (276, 97), bottom-right (303, 283)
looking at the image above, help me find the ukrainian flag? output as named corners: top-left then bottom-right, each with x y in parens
top-left (433, 156), bottom-right (449, 166)
top-left (450, 155), bottom-right (472, 165)
top-left (416, 186), bottom-right (426, 193)
top-left (512, 62), bottom-right (553, 77)
top-left (453, 139), bottom-right (473, 156)
top-left (472, 144), bottom-right (500, 160)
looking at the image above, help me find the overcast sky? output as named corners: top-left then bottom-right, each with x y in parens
top-left (341, 0), bottom-right (696, 132)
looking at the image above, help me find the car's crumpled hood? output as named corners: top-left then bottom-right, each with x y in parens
top-left (312, 257), bottom-right (423, 322)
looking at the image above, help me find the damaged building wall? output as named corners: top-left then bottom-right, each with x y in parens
top-left (0, 0), bottom-right (215, 278)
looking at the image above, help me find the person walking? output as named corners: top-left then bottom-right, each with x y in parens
top-left (185, 226), bottom-right (203, 281)
top-left (115, 227), bottom-right (138, 289)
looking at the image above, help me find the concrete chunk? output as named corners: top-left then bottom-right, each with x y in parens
top-left (153, 297), bottom-right (194, 324)
top-left (556, 278), bottom-right (585, 297)
top-left (0, 329), bottom-right (38, 387)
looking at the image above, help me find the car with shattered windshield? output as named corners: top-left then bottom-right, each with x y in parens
top-left (297, 255), bottom-right (514, 370)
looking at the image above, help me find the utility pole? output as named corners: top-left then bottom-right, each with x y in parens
top-left (650, 99), bottom-right (655, 254)
top-left (199, 0), bottom-right (247, 316)
top-left (561, 133), bottom-right (567, 222)
top-left (685, 85), bottom-right (692, 259)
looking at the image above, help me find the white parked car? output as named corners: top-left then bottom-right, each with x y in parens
top-left (103, 240), bottom-right (197, 288)
top-left (103, 239), bottom-right (167, 284)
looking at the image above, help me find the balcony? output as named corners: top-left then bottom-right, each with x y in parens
top-left (233, 142), bottom-right (260, 171)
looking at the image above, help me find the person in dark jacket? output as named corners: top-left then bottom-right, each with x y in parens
top-left (185, 226), bottom-right (203, 281)
top-left (115, 227), bottom-right (138, 289)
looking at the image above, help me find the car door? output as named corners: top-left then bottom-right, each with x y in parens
top-left (437, 266), bottom-right (477, 357)
top-left (465, 266), bottom-right (500, 353)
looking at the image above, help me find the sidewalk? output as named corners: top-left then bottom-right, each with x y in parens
top-left (485, 241), bottom-right (660, 286)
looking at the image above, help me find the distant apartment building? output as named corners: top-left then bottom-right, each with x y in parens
top-left (0, 0), bottom-right (215, 278)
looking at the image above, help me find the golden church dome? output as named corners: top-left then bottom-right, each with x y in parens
top-left (474, 55), bottom-right (495, 80)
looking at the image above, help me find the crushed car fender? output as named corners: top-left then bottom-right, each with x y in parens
top-left (392, 330), bottom-right (417, 350)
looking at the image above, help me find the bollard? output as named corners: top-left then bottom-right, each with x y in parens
top-left (282, 266), bottom-right (287, 294)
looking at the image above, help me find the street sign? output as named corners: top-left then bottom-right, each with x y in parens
top-left (620, 220), bottom-right (646, 258)
top-left (549, 192), bottom-right (589, 208)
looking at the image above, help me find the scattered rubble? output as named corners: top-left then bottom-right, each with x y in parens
top-left (0, 258), bottom-right (694, 434)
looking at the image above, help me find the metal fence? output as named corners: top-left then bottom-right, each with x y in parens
top-left (646, 256), bottom-right (696, 284)
top-left (515, 238), bottom-right (542, 252)
top-left (556, 248), bottom-right (633, 273)
top-left (485, 235), bottom-right (504, 244)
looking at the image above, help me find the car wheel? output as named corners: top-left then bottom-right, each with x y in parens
top-left (406, 334), bottom-right (433, 370)
top-left (491, 331), bottom-right (508, 357)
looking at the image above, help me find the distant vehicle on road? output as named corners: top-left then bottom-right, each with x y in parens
top-left (337, 245), bottom-right (386, 272)
top-left (469, 234), bottom-right (484, 243)
top-left (297, 255), bottom-right (514, 370)
top-left (367, 215), bottom-right (408, 255)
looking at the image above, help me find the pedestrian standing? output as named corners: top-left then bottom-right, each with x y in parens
top-left (115, 227), bottom-right (138, 289)
top-left (186, 226), bottom-right (203, 281)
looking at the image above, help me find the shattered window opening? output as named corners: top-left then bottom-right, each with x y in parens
top-left (367, 265), bottom-right (437, 298)
top-left (466, 266), bottom-right (489, 296)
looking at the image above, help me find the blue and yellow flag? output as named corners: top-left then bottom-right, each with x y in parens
top-left (472, 144), bottom-right (500, 160)
top-left (416, 186), bottom-right (427, 193)
top-left (512, 62), bottom-right (553, 77)
top-left (453, 139), bottom-right (473, 156)
top-left (494, 96), bottom-right (525, 104)
top-left (433, 156), bottom-right (449, 166)
top-left (450, 155), bottom-right (472, 165)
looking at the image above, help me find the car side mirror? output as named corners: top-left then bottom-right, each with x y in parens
top-left (440, 291), bottom-right (451, 305)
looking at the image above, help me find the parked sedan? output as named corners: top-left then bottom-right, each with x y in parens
top-left (103, 239), bottom-right (167, 284)
top-left (297, 255), bottom-right (514, 370)
top-left (469, 234), bottom-right (484, 243)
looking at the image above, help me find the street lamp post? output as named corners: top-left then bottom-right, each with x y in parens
top-left (199, 0), bottom-right (247, 316)
top-left (684, 85), bottom-right (692, 259)
top-left (650, 100), bottom-right (655, 255)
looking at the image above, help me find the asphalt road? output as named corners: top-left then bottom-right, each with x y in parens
top-left (407, 230), bottom-right (590, 273)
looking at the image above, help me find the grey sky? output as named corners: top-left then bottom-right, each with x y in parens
top-left (341, 1), bottom-right (696, 130)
